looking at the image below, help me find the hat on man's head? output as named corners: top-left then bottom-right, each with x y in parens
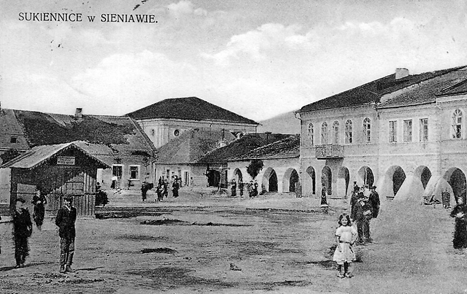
top-left (64, 195), bottom-right (73, 202)
top-left (15, 197), bottom-right (26, 203)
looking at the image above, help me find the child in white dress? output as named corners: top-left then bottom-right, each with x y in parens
top-left (333, 213), bottom-right (357, 278)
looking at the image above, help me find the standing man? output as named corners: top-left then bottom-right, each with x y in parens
top-left (351, 193), bottom-right (373, 244)
top-left (369, 186), bottom-right (381, 219)
top-left (55, 195), bottom-right (77, 273)
top-left (12, 197), bottom-right (32, 268)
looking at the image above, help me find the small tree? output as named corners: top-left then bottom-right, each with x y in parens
top-left (246, 159), bottom-right (264, 180)
top-left (0, 148), bottom-right (20, 164)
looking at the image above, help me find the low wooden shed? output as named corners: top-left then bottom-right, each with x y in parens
top-left (1, 142), bottom-right (110, 216)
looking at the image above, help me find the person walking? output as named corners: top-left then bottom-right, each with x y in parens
top-left (55, 195), bottom-right (77, 273)
top-left (230, 179), bottom-right (237, 197)
top-left (172, 178), bottom-right (180, 198)
top-left (12, 197), bottom-right (32, 268)
top-left (32, 186), bottom-right (47, 230)
top-left (141, 182), bottom-right (150, 202)
top-left (332, 213), bottom-right (357, 278)
top-left (238, 180), bottom-right (244, 198)
top-left (351, 192), bottom-right (373, 244)
top-left (450, 197), bottom-right (467, 251)
top-left (368, 186), bottom-right (380, 219)
top-left (349, 184), bottom-right (360, 218)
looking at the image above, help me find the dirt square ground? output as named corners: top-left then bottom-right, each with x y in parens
top-left (0, 188), bottom-right (466, 294)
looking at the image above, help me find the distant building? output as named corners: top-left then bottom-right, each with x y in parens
top-left (126, 97), bottom-right (259, 148)
top-left (0, 108), bottom-right (156, 197)
top-left (227, 135), bottom-right (300, 194)
top-left (197, 133), bottom-right (292, 189)
top-left (298, 65), bottom-right (467, 205)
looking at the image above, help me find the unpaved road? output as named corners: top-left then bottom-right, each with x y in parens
top-left (0, 195), bottom-right (466, 294)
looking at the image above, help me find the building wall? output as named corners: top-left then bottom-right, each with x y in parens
top-left (98, 154), bottom-right (152, 191)
top-left (299, 93), bottom-right (467, 205)
top-left (137, 118), bottom-right (257, 148)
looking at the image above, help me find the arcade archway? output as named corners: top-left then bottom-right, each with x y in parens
top-left (262, 167), bottom-right (278, 192)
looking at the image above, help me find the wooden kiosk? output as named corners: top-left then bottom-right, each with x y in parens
top-left (2, 142), bottom-right (109, 217)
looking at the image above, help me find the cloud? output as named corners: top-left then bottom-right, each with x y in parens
top-left (167, 1), bottom-right (207, 19)
top-left (203, 23), bottom-right (304, 66)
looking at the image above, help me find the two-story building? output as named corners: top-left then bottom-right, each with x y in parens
top-left (126, 97), bottom-right (259, 148)
top-left (298, 65), bottom-right (467, 206)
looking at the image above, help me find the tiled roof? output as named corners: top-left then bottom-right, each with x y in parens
top-left (379, 67), bottom-right (467, 108)
top-left (11, 110), bottom-right (155, 155)
top-left (299, 66), bottom-right (466, 113)
top-left (229, 135), bottom-right (300, 161)
top-left (126, 97), bottom-right (259, 125)
top-left (197, 133), bottom-right (291, 164)
top-left (1, 142), bottom-right (110, 170)
top-left (156, 129), bottom-right (236, 164)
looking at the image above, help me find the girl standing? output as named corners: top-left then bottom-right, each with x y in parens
top-left (332, 213), bottom-right (357, 278)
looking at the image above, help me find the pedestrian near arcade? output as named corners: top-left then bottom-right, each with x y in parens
top-left (55, 195), bottom-right (77, 273)
top-left (32, 186), bottom-right (47, 230)
top-left (12, 197), bottom-right (33, 268)
top-left (349, 183), bottom-right (359, 218)
top-left (368, 186), bottom-right (380, 219)
top-left (332, 213), bottom-right (357, 278)
top-left (351, 192), bottom-right (373, 244)
top-left (450, 197), bottom-right (467, 251)
top-left (230, 179), bottom-right (237, 197)
top-left (238, 180), bottom-right (244, 198)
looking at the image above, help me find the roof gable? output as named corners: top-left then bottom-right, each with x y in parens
top-left (126, 97), bottom-right (258, 125)
top-left (156, 129), bottom-right (236, 164)
top-left (1, 142), bottom-right (110, 170)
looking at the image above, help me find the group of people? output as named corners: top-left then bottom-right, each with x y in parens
top-left (229, 179), bottom-right (258, 198)
top-left (332, 182), bottom-right (380, 278)
top-left (12, 186), bottom-right (77, 273)
top-left (150, 177), bottom-right (180, 202)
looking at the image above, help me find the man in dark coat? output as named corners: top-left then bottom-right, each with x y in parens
top-left (55, 195), bottom-right (77, 273)
top-left (450, 197), bottom-right (467, 250)
top-left (172, 178), bottom-right (180, 198)
top-left (368, 186), bottom-right (381, 218)
top-left (351, 193), bottom-right (373, 244)
top-left (349, 184), bottom-right (359, 218)
top-left (12, 197), bottom-right (32, 268)
top-left (32, 187), bottom-right (47, 230)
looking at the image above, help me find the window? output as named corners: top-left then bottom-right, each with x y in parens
top-left (174, 129), bottom-right (180, 137)
top-left (389, 121), bottom-right (397, 143)
top-left (363, 118), bottom-right (371, 143)
top-left (345, 120), bottom-right (353, 144)
top-left (321, 122), bottom-right (328, 144)
top-left (10, 137), bottom-right (17, 143)
top-left (129, 165), bottom-right (140, 180)
top-left (307, 123), bottom-right (314, 146)
top-left (112, 165), bottom-right (123, 178)
top-left (419, 118), bottom-right (428, 142)
top-left (453, 109), bottom-right (462, 139)
top-left (403, 120), bottom-right (412, 142)
top-left (332, 121), bottom-right (339, 144)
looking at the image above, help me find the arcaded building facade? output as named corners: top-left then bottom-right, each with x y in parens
top-left (298, 66), bottom-right (467, 206)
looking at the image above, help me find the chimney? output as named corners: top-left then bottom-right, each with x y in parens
top-left (75, 108), bottom-right (83, 119)
top-left (395, 68), bottom-right (409, 80)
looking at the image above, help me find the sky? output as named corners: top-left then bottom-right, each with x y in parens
top-left (1, 0), bottom-right (467, 121)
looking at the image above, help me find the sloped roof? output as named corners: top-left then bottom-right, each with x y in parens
top-left (197, 133), bottom-right (291, 164)
top-left (1, 142), bottom-right (110, 170)
top-left (230, 135), bottom-right (300, 161)
top-left (11, 109), bottom-right (155, 155)
top-left (379, 67), bottom-right (467, 108)
top-left (299, 66), bottom-right (466, 113)
top-left (156, 129), bottom-right (236, 164)
top-left (126, 97), bottom-right (259, 125)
